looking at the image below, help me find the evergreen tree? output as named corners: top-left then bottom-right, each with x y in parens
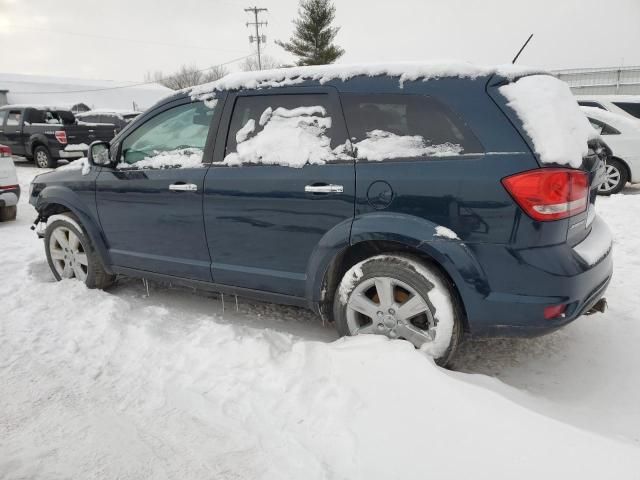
top-left (276, 0), bottom-right (345, 66)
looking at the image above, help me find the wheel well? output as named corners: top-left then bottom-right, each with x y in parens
top-left (30, 141), bottom-right (49, 157)
top-left (38, 202), bottom-right (71, 218)
top-left (319, 240), bottom-right (470, 332)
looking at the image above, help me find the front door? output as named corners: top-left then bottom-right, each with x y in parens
top-left (204, 88), bottom-right (356, 297)
top-left (95, 100), bottom-right (218, 281)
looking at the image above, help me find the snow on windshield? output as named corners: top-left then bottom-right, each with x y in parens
top-left (499, 75), bottom-right (599, 168)
top-left (118, 148), bottom-right (204, 170)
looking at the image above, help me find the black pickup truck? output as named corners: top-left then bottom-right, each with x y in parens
top-left (0, 105), bottom-right (117, 168)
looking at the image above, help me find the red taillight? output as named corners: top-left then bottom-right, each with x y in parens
top-left (0, 184), bottom-right (18, 191)
top-left (544, 304), bottom-right (567, 320)
top-left (0, 145), bottom-right (11, 157)
top-left (502, 168), bottom-right (589, 221)
top-left (55, 131), bottom-right (68, 144)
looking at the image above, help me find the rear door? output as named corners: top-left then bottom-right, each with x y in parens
top-left (203, 87), bottom-right (355, 297)
top-left (95, 99), bottom-right (218, 281)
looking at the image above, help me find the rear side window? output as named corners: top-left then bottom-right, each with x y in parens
top-left (577, 101), bottom-right (606, 110)
top-left (340, 93), bottom-right (483, 160)
top-left (223, 94), bottom-right (348, 167)
top-left (613, 102), bottom-right (640, 119)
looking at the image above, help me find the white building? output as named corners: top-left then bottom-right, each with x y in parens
top-left (0, 73), bottom-right (173, 112)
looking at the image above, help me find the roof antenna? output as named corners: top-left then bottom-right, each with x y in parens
top-left (512, 33), bottom-right (534, 64)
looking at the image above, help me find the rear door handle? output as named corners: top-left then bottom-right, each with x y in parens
top-left (169, 183), bottom-right (198, 192)
top-left (305, 184), bottom-right (344, 193)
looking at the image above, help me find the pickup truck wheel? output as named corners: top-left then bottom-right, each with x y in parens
top-left (44, 213), bottom-right (115, 289)
top-left (333, 254), bottom-right (462, 366)
top-left (34, 146), bottom-right (56, 169)
top-left (0, 205), bottom-right (17, 221)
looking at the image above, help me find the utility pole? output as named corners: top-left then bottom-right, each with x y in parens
top-left (245, 6), bottom-right (268, 70)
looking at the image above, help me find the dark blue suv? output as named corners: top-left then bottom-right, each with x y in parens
top-left (29, 63), bottom-right (613, 365)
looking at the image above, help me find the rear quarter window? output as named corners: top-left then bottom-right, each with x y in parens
top-left (612, 102), bottom-right (640, 119)
top-left (339, 93), bottom-right (483, 160)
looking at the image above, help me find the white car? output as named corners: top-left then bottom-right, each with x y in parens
top-left (0, 144), bottom-right (19, 221)
top-left (576, 95), bottom-right (640, 122)
top-left (581, 106), bottom-right (640, 194)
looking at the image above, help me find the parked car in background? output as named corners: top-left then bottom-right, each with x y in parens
top-left (76, 109), bottom-right (142, 133)
top-left (576, 95), bottom-right (640, 121)
top-left (0, 144), bottom-right (19, 221)
top-left (0, 105), bottom-right (117, 168)
top-left (28, 63), bottom-right (612, 365)
top-left (581, 106), bottom-right (640, 194)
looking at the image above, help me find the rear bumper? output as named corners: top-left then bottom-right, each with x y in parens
top-left (462, 215), bottom-right (613, 337)
top-left (58, 150), bottom-right (85, 159)
top-left (0, 185), bottom-right (20, 207)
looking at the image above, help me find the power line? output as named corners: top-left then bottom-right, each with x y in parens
top-left (245, 6), bottom-right (268, 70)
top-left (9, 25), bottom-right (249, 54)
top-left (8, 54), bottom-right (256, 95)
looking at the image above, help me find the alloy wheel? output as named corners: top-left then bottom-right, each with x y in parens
top-left (345, 276), bottom-right (437, 348)
top-left (36, 150), bottom-right (49, 168)
top-left (48, 226), bottom-right (88, 281)
top-left (598, 163), bottom-right (621, 193)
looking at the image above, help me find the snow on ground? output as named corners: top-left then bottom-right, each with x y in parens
top-left (1, 161), bottom-right (640, 479)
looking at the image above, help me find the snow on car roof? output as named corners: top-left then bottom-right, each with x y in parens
top-left (188, 60), bottom-right (543, 99)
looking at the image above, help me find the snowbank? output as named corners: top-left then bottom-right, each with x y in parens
top-left (499, 75), bottom-right (599, 168)
top-left (189, 61), bottom-right (542, 101)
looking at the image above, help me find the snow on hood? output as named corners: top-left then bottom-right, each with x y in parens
top-left (189, 61), bottom-right (543, 102)
top-left (499, 75), bottom-right (599, 168)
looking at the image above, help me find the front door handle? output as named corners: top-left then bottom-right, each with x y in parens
top-left (304, 184), bottom-right (344, 193)
top-left (169, 183), bottom-right (198, 192)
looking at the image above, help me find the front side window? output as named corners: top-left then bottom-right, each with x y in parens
top-left (340, 94), bottom-right (483, 161)
top-left (613, 102), bottom-right (640, 119)
top-left (223, 94), bottom-right (348, 168)
top-left (120, 101), bottom-right (214, 169)
top-left (6, 111), bottom-right (22, 127)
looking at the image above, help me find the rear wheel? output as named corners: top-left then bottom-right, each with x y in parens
top-left (44, 213), bottom-right (115, 289)
top-left (333, 254), bottom-right (462, 366)
top-left (598, 158), bottom-right (628, 195)
top-left (34, 146), bottom-right (56, 169)
top-left (0, 205), bottom-right (17, 221)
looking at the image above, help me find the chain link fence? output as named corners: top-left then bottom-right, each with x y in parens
top-left (553, 66), bottom-right (640, 95)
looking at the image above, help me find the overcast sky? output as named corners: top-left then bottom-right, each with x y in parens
top-left (1, 0), bottom-right (639, 82)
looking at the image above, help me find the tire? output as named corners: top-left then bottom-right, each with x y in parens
top-left (44, 213), bottom-right (115, 289)
top-left (34, 145), bottom-right (56, 169)
top-left (598, 158), bottom-right (628, 195)
top-left (333, 254), bottom-right (462, 366)
top-left (0, 205), bottom-right (17, 221)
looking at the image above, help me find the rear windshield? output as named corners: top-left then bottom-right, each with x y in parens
top-left (499, 75), bottom-right (597, 168)
top-left (612, 102), bottom-right (640, 119)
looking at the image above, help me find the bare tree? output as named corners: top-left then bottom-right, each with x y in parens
top-left (240, 55), bottom-right (282, 72)
top-left (144, 64), bottom-right (229, 90)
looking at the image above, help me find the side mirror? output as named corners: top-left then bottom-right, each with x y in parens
top-left (88, 141), bottom-right (113, 167)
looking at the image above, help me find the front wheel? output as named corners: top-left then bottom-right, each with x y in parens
top-left (598, 158), bottom-right (628, 195)
top-left (333, 254), bottom-right (462, 366)
top-left (44, 213), bottom-right (115, 289)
